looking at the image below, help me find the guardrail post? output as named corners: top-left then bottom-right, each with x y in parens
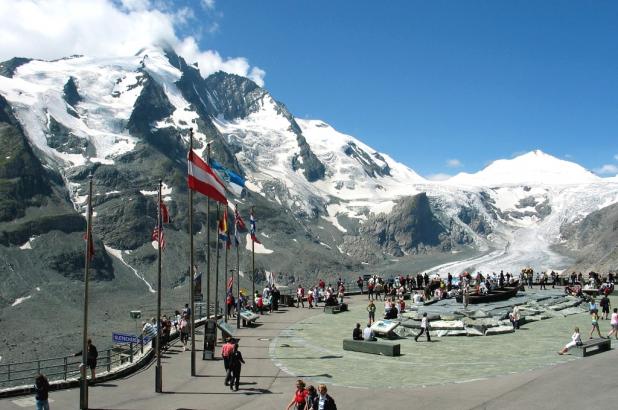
top-left (64, 357), bottom-right (68, 380)
top-left (7, 364), bottom-right (10, 382)
top-left (37, 360), bottom-right (40, 374)
top-left (107, 349), bottom-right (111, 372)
top-left (130, 343), bottom-right (134, 363)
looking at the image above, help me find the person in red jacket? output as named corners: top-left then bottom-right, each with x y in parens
top-left (286, 379), bottom-right (308, 410)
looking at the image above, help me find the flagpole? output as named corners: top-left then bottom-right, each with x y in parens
top-left (251, 206), bottom-right (255, 311)
top-left (224, 221), bottom-right (229, 323)
top-left (214, 202), bottom-right (221, 327)
top-left (79, 175), bottom-right (93, 410)
top-left (188, 129), bottom-right (196, 377)
top-left (203, 143), bottom-right (212, 361)
top-left (236, 205), bottom-right (241, 329)
top-left (155, 179), bottom-right (163, 392)
top-left (206, 143), bottom-right (211, 320)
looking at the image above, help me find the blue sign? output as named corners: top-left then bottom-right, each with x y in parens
top-left (113, 332), bottom-right (148, 344)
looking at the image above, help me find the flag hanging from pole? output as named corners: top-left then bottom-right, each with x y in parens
top-left (83, 231), bottom-right (94, 261)
top-left (160, 201), bottom-right (170, 224)
top-left (218, 209), bottom-right (229, 244)
top-left (250, 209), bottom-right (262, 244)
top-left (187, 150), bottom-right (228, 205)
top-left (152, 226), bottom-right (166, 250)
top-left (227, 276), bottom-right (234, 290)
top-left (234, 208), bottom-right (245, 248)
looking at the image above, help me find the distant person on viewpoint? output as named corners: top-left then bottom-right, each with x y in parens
top-left (74, 338), bottom-right (98, 383)
top-left (34, 373), bottom-right (50, 410)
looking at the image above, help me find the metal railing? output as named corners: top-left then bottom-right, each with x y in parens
top-left (0, 341), bottom-right (147, 388)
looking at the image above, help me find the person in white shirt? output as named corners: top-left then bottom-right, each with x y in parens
top-left (558, 327), bottom-right (582, 354)
top-left (362, 324), bottom-right (376, 341)
top-left (414, 312), bottom-right (431, 342)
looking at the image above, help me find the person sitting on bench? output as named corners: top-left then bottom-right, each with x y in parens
top-left (363, 323), bottom-right (376, 341)
top-left (353, 323), bottom-right (363, 340)
top-left (558, 327), bottom-right (582, 355)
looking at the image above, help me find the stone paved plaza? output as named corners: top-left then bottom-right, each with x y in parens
top-left (2, 292), bottom-right (617, 409)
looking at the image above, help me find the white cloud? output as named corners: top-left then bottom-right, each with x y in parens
top-left (0, 0), bottom-right (264, 85)
top-left (446, 159), bottom-right (462, 168)
top-left (201, 0), bottom-right (215, 10)
top-left (614, 154), bottom-right (618, 161)
top-left (594, 164), bottom-right (618, 175)
top-left (426, 173), bottom-right (453, 181)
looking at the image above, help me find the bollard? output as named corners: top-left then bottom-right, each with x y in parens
top-left (107, 349), bottom-right (111, 372)
top-left (64, 357), bottom-right (68, 380)
top-left (130, 343), bottom-right (134, 363)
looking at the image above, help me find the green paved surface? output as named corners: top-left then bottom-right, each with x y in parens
top-left (1, 293), bottom-right (617, 409)
top-left (270, 293), bottom-right (615, 388)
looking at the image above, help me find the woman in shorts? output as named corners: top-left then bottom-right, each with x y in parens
top-left (607, 308), bottom-right (618, 339)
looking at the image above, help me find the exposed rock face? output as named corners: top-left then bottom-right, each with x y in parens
top-left (561, 202), bottom-right (618, 273)
top-left (0, 57), bottom-right (31, 77)
top-left (63, 76), bottom-right (82, 107)
top-left (343, 141), bottom-right (391, 178)
top-left (341, 193), bottom-right (452, 261)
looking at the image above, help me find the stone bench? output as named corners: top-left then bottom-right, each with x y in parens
top-left (239, 310), bottom-right (259, 327)
top-left (324, 303), bottom-right (348, 314)
top-left (572, 338), bottom-right (611, 357)
top-left (342, 339), bottom-right (400, 356)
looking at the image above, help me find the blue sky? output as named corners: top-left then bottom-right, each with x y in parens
top-left (4, 0), bottom-right (615, 178)
top-left (181, 0), bottom-right (618, 178)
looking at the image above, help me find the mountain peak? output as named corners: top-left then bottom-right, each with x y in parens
top-left (447, 149), bottom-right (601, 186)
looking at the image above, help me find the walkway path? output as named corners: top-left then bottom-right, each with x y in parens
top-left (2, 295), bottom-right (617, 409)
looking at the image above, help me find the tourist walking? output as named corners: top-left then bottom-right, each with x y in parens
top-left (221, 337), bottom-right (235, 386)
top-left (286, 379), bottom-right (308, 410)
top-left (74, 338), bottom-right (98, 383)
top-left (367, 300), bottom-right (376, 324)
top-left (228, 342), bottom-right (245, 391)
top-left (179, 315), bottom-right (189, 351)
top-left (589, 312), bottom-right (603, 339)
top-left (558, 327), bottom-right (582, 355)
top-left (415, 312), bottom-right (431, 342)
top-left (310, 384), bottom-right (337, 410)
top-left (305, 385), bottom-right (318, 410)
top-left (296, 285), bottom-right (305, 308)
top-left (357, 276), bottom-right (364, 294)
top-left (607, 308), bottom-right (618, 339)
top-left (600, 295), bottom-right (611, 320)
top-left (34, 373), bottom-right (50, 410)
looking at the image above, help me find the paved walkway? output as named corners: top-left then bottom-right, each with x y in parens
top-left (2, 295), bottom-right (617, 409)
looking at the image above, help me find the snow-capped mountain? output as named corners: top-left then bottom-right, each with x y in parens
top-left (1, 46), bottom-right (618, 302)
top-left (3, 46), bottom-right (618, 363)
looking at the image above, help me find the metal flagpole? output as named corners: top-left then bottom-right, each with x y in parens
top-left (214, 203), bottom-right (221, 326)
top-left (236, 205), bottom-right (241, 329)
top-left (251, 207), bottom-right (255, 311)
top-left (206, 143), bottom-right (211, 320)
top-left (224, 218), bottom-right (229, 323)
top-left (155, 180), bottom-right (163, 392)
top-left (189, 129), bottom-right (196, 377)
top-left (202, 143), bottom-right (212, 360)
top-left (79, 175), bottom-right (93, 410)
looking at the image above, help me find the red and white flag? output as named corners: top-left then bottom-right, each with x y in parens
top-left (187, 150), bottom-right (228, 205)
top-left (160, 201), bottom-right (170, 224)
top-left (227, 276), bottom-right (234, 290)
top-left (152, 227), bottom-right (166, 250)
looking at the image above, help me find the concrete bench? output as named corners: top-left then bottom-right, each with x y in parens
top-left (342, 339), bottom-right (400, 356)
top-left (572, 338), bottom-right (611, 357)
top-left (239, 310), bottom-right (259, 327)
top-left (324, 303), bottom-right (348, 314)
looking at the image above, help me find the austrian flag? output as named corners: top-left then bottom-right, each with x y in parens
top-left (187, 150), bottom-right (228, 205)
